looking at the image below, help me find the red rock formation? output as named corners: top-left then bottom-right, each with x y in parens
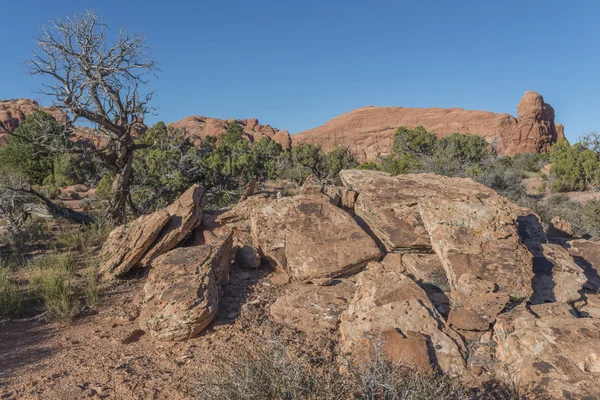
top-left (170, 116), bottom-right (291, 149)
top-left (0, 99), bottom-right (66, 146)
top-left (293, 91), bottom-right (565, 161)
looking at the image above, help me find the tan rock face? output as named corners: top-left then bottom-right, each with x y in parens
top-left (99, 210), bottom-right (171, 280)
top-left (567, 239), bottom-right (600, 291)
top-left (340, 262), bottom-right (468, 377)
top-left (220, 194), bottom-right (382, 281)
top-left (494, 303), bottom-right (600, 399)
top-left (169, 116), bottom-right (291, 150)
top-left (140, 184), bottom-right (204, 266)
top-left (447, 274), bottom-right (509, 331)
top-left (0, 99), bottom-right (66, 145)
top-left (139, 233), bottom-right (233, 341)
top-left (293, 91), bottom-right (564, 161)
top-left (270, 279), bottom-right (356, 333)
top-left (340, 169), bottom-right (534, 331)
top-left (530, 244), bottom-right (587, 304)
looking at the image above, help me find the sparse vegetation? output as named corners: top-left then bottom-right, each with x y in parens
top-left (195, 340), bottom-right (525, 400)
top-left (29, 253), bottom-right (79, 323)
top-left (0, 265), bottom-right (21, 319)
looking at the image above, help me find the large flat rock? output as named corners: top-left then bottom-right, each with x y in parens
top-left (270, 279), bottom-right (356, 333)
top-left (220, 194), bottom-right (382, 281)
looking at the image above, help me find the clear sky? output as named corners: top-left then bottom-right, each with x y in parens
top-left (1, 0), bottom-right (598, 142)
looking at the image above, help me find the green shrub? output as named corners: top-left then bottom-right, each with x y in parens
top-left (321, 146), bottom-right (357, 182)
top-left (356, 162), bottom-right (381, 171)
top-left (393, 125), bottom-right (437, 158)
top-left (96, 174), bottom-right (113, 201)
top-left (549, 140), bottom-right (600, 192)
top-left (0, 112), bottom-right (66, 184)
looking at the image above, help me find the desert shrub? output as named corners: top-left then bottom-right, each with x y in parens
top-left (54, 222), bottom-right (111, 254)
top-left (195, 341), bottom-right (479, 400)
top-left (356, 162), bottom-right (381, 171)
top-left (49, 153), bottom-right (96, 187)
top-left (321, 146), bottom-right (358, 182)
top-left (0, 266), bottom-right (21, 319)
top-left (251, 137), bottom-right (284, 180)
top-left (549, 140), bottom-right (600, 192)
top-left (393, 126), bottom-right (437, 158)
top-left (96, 174), bottom-right (113, 201)
top-left (30, 253), bottom-right (79, 323)
top-left (511, 153), bottom-right (548, 174)
top-left (474, 158), bottom-right (527, 202)
top-left (581, 199), bottom-right (600, 237)
top-left (279, 142), bottom-right (325, 184)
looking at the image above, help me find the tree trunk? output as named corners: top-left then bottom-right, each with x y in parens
top-left (107, 145), bottom-right (135, 224)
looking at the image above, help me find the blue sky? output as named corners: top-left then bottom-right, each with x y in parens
top-left (1, 0), bottom-right (598, 142)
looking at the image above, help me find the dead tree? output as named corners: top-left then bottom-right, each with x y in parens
top-left (23, 10), bottom-right (158, 223)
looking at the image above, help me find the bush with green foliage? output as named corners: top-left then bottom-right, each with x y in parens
top-left (279, 144), bottom-right (357, 184)
top-left (549, 140), bottom-right (600, 192)
top-left (0, 112), bottom-right (67, 184)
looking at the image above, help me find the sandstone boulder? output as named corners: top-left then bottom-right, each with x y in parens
top-left (139, 233), bottom-right (233, 341)
top-left (340, 262), bottom-right (467, 377)
top-left (99, 210), bottom-right (171, 280)
top-left (419, 193), bottom-right (533, 330)
top-left (221, 194), bottom-right (382, 281)
top-left (140, 184), bottom-right (204, 266)
top-left (401, 253), bottom-right (449, 292)
top-left (340, 169), bottom-right (535, 330)
top-left (293, 91), bottom-right (564, 162)
top-left (270, 279), bottom-right (356, 333)
top-left (494, 303), bottom-right (600, 399)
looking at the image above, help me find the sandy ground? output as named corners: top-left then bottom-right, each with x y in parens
top-left (0, 262), bottom-right (329, 400)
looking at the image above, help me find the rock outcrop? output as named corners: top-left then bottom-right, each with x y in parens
top-left (139, 233), bottom-right (233, 341)
top-left (340, 169), bottom-right (534, 331)
top-left (139, 184), bottom-right (204, 266)
top-left (170, 116), bottom-right (292, 150)
top-left (218, 194), bottom-right (382, 281)
top-left (293, 91), bottom-right (565, 161)
top-left (340, 262), bottom-right (468, 377)
top-left (494, 303), bottom-right (600, 398)
top-left (99, 210), bottom-right (171, 280)
top-left (270, 279), bottom-right (356, 333)
top-left (99, 185), bottom-right (204, 280)
top-left (0, 99), bottom-right (65, 146)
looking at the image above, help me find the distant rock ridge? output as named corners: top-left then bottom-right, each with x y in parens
top-left (170, 116), bottom-right (292, 150)
top-left (292, 91), bottom-right (566, 161)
